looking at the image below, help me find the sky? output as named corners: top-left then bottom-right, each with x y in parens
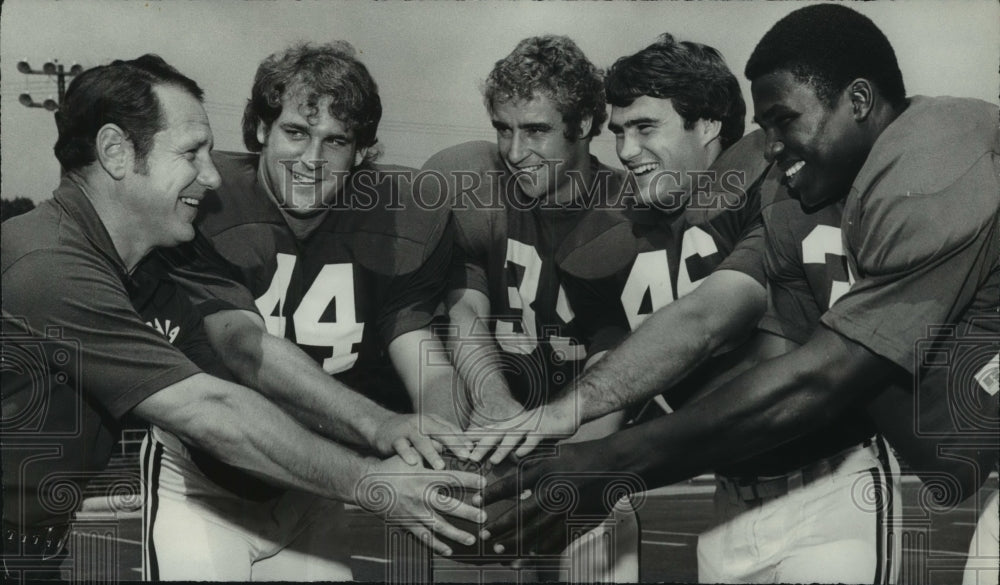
top-left (2, 0), bottom-right (998, 203)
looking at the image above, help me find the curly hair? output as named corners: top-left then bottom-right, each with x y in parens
top-left (605, 34), bottom-right (745, 150)
top-left (483, 35), bottom-right (606, 140)
top-left (745, 4), bottom-right (906, 110)
top-left (55, 54), bottom-right (203, 173)
top-left (242, 41), bottom-right (382, 155)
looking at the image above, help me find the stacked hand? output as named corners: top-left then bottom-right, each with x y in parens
top-left (358, 454), bottom-right (487, 556)
top-left (371, 413), bottom-right (473, 470)
top-left (475, 439), bottom-right (644, 556)
top-left (465, 396), bottom-right (581, 465)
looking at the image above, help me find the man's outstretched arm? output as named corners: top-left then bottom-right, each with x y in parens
top-left (483, 324), bottom-right (890, 553)
top-left (204, 309), bottom-right (469, 467)
top-left (469, 269), bottom-right (766, 460)
top-left (575, 269), bottom-right (766, 422)
top-left (133, 373), bottom-right (486, 556)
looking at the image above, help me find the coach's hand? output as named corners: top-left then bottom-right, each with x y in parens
top-left (479, 440), bottom-right (642, 556)
top-left (466, 395), bottom-right (580, 464)
top-left (357, 455), bottom-right (487, 556)
top-left (371, 413), bottom-right (473, 470)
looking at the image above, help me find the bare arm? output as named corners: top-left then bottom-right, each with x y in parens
top-left (466, 269), bottom-right (766, 461)
top-left (203, 309), bottom-right (465, 465)
top-left (133, 372), bottom-right (485, 555)
top-left (445, 288), bottom-right (525, 425)
top-left (573, 269), bottom-right (767, 422)
top-left (484, 326), bottom-right (890, 551)
top-left (387, 327), bottom-right (476, 464)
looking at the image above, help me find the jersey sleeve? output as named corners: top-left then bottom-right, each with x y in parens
top-left (561, 270), bottom-right (631, 357)
top-left (449, 206), bottom-right (494, 295)
top-left (705, 129), bottom-right (770, 286)
top-left (557, 209), bottom-right (640, 357)
top-left (2, 249), bottom-right (202, 420)
top-left (822, 153), bottom-right (1000, 372)
top-left (144, 275), bottom-right (231, 379)
top-left (421, 142), bottom-right (503, 297)
top-left (711, 165), bottom-right (768, 286)
top-left (158, 229), bottom-right (260, 317)
top-left (376, 212), bottom-right (455, 344)
top-left (757, 200), bottom-right (823, 344)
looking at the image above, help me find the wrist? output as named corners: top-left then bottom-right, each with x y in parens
top-left (347, 455), bottom-right (383, 507)
top-left (357, 409), bottom-right (391, 448)
top-left (552, 390), bottom-right (583, 432)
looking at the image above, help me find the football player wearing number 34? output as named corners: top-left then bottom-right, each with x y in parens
top-left (150, 42), bottom-right (482, 580)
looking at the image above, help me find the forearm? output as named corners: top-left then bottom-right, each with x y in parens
top-left (574, 270), bottom-right (766, 422)
top-left (391, 328), bottom-right (468, 428)
top-left (206, 311), bottom-right (393, 448)
top-left (446, 292), bottom-right (522, 425)
top-left (135, 374), bottom-right (376, 503)
top-left (598, 328), bottom-right (886, 487)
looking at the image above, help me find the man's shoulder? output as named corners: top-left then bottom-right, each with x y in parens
top-left (847, 97), bottom-right (999, 269)
top-left (338, 162), bottom-right (450, 274)
top-left (558, 207), bottom-right (639, 279)
top-left (212, 150), bottom-right (260, 175)
top-left (856, 96), bottom-right (999, 198)
top-left (348, 161), bottom-right (448, 237)
top-left (199, 151), bottom-right (271, 235)
top-left (711, 129), bottom-right (771, 182)
top-left (2, 201), bottom-right (77, 272)
top-left (421, 141), bottom-right (503, 174)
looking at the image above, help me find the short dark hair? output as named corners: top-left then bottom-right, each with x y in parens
top-left (242, 42), bottom-right (382, 155)
top-left (606, 33), bottom-right (745, 149)
top-left (54, 54), bottom-right (204, 173)
top-left (745, 4), bottom-right (906, 109)
top-left (483, 35), bottom-right (607, 140)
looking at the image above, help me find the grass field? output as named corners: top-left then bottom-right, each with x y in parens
top-left (35, 471), bottom-right (997, 583)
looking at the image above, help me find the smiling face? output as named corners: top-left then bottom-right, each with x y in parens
top-left (609, 96), bottom-right (716, 210)
top-left (751, 70), bottom-right (869, 211)
top-left (491, 94), bottom-right (591, 204)
top-left (257, 88), bottom-right (361, 216)
top-left (124, 84), bottom-right (220, 249)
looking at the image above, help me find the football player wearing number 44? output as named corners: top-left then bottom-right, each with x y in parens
top-left (153, 42), bottom-right (485, 581)
top-left (479, 5), bottom-right (999, 584)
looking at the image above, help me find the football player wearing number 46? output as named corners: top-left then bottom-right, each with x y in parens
top-left (546, 36), bottom-right (902, 584)
top-left (152, 42), bottom-right (483, 581)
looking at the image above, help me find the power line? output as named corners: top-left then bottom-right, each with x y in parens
top-left (16, 59), bottom-right (85, 111)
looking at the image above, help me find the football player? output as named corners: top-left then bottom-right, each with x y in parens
top-left (423, 35), bottom-right (639, 581)
top-left (479, 5), bottom-right (998, 580)
top-left (150, 42), bottom-right (482, 580)
top-left (562, 36), bottom-right (899, 584)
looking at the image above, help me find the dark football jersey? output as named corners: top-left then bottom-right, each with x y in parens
top-left (823, 97), bottom-right (1000, 373)
top-left (821, 97), bottom-right (1000, 469)
top-left (174, 152), bottom-right (451, 412)
top-left (424, 141), bottom-right (625, 404)
top-left (758, 190), bottom-right (849, 345)
top-left (557, 130), bottom-right (768, 360)
top-left (715, 174), bottom-right (878, 477)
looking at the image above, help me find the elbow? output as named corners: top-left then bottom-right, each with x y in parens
top-left (169, 390), bottom-right (248, 464)
top-left (212, 323), bottom-right (266, 382)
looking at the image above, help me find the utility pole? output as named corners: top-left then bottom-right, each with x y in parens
top-left (17, 59), bottom-right (84, 111)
